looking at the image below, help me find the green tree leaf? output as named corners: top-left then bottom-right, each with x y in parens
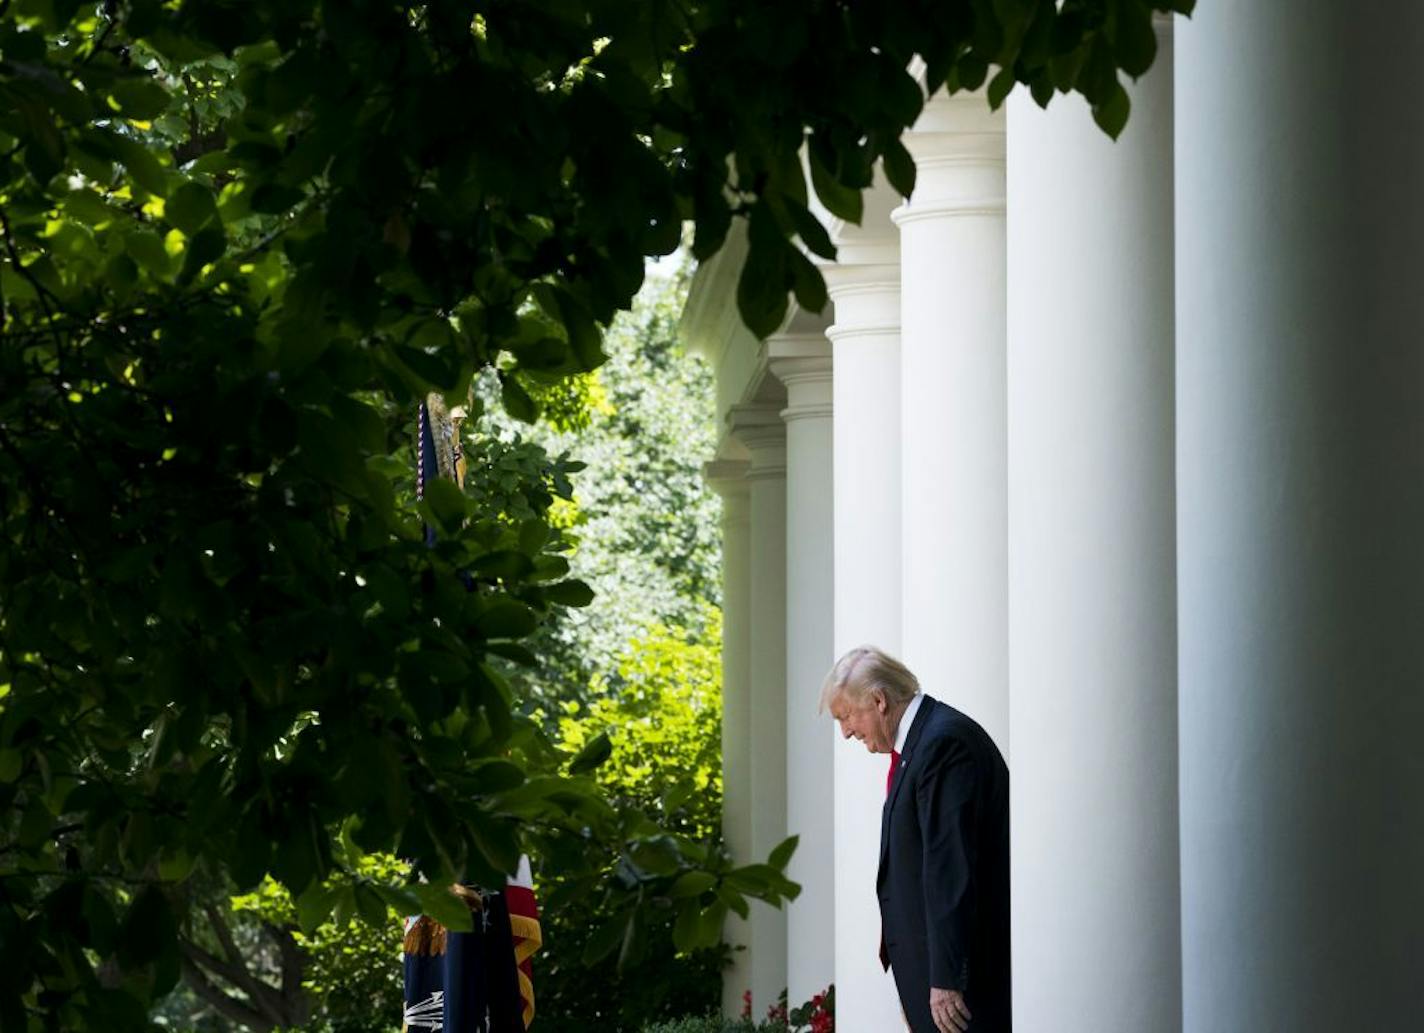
top-left (412, 883), bottom-right (475, 934)
top-left (111, 77), bottom-right (172, 119)
top-left (882, 137), bottom-right (918, 200)
top-left (543, 579), bottom-right (595, 607)
top-left (500, 372), bottom-right (540, 423)
top-left (808, 143), bottom-right (864, 225)
top-left (1093, 81), bottom-right (1131, 139)
top-left (166, 181), bottom-right (219, 235)
top-left (116, 886), bottom-right (176, 969)
top-left (568, 731), bottom-right (613, 775)
top-left (768, 834), bottom-right (799, 872)
top-left (988, 66), bottom-right (1017, 109)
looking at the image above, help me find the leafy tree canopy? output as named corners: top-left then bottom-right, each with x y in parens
top-left (505, 265), bottom-right (721, 704)
top-left (0, 0), bottom-right (1188, 1028)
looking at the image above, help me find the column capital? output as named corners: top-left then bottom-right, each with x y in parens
top-left (822, 260), bottom-right (901, 295)
top-left (824, 262), bottom-right (901, 345)
top-left (826, 235), bottom-right (900, 270)
top-left (767, 354), bottom-right (833, 390)
top-left (728, 403), bottom-right (787, 479)
top-left (894, 89), bottom-right (1005, 224)
top-left (703, 458), bottom-right (751, 499)
top-left (768, 337), bottom-right (833, 425)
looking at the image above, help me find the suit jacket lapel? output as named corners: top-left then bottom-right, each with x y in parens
top-left (878, 697), bottom-right (936, 881)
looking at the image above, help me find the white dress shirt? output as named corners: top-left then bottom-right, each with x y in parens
top-left (894, 692), bottom-right (924, 754)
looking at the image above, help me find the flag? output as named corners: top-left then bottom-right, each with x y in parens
top-left (505, 856), bottom-right (542, 1028)
top-left (401, 885), bottom-right (525, 1033)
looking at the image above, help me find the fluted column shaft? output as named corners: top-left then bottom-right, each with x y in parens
top-left (1007, 20), bottom-right (1180, 1032)
top-left (770, 340), bottom-right (836, 1005)
top-left (1176, 5), bottom-right (1424, 1028)
top-left (895, 91), bottom-right (1009, 751)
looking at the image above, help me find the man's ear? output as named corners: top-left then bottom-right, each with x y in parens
top-left (871, 689), bottom-right (888, 714)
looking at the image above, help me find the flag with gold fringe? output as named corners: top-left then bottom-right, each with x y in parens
top-left (505, 856), bottom-right (543, 1027)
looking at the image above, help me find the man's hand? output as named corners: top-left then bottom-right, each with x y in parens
top-left (929, 987), bottom-right (972, 1033)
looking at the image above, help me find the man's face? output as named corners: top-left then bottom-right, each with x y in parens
top-left (829, 690), bottom-right (895, 754)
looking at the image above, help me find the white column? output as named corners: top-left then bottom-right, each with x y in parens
top-left (824, 246), bottom-right (907, 1030)
top-left (895, 90), bottom-right (1009, 751)
top-left (729, 404), bottom-right (789, 1015)
top-left (1176, 6), bottom-right (1424, 1029)
top-left (1007, 20), bottom-right (1179, 1033)
top-left (769, 336), bottom-right (836, 1005)
top-left (706, 460), bottom-right (754, 1017)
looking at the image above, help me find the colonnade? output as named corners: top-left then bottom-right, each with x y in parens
top-left (693, 6), bottom-right (1424, 1029)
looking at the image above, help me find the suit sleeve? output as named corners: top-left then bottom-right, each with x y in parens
top-left (914, 735), bottom-right (977, 991)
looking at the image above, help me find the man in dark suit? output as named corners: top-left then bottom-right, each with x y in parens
top-left (823, 646), bottom-right (1010, 1033)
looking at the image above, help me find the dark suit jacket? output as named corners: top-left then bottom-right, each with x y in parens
top-left (879, 695), bottom-right (1011, 1032)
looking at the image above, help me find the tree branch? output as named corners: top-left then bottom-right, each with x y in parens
top-left (181, 925), bottom-right (289, 1024)
top-left (82, 4), bottom-right (120, 66)
top-left (202, 900), bottom-right (247, 969)
top-left (266, 922), bottom-right (311, 1027)
top-left (179, 950), bottom-right (276, 1033)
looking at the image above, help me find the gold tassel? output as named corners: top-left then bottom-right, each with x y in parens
top-left (402, 916), bottom-right (448, 956)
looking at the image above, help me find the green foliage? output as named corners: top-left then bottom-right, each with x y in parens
top-left (145, 852), bottom-right (407, 1031)
top-left (533, 620), bottom-right (765, 1032)
top-left (153, 278), bottom-right (722, 1031)
top-left (562, 614), bottom-right (723, 839)
top-left (226, 854), bottom-right (406, 1033)
top-left (473, 267), bottom-right (728, 1030)
top-left (528, 371), bottom-right (615, 435)
top-left (509, 267), bottom-right (722, 705)
top-left (0, 0), bottom-right (1182, 1027)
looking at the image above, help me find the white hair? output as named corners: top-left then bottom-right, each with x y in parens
top-left (819, 645), bottom-right (920, 712)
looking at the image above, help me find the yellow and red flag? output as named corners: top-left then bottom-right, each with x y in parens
top-left (506, 856), bottom-right (542, 1028)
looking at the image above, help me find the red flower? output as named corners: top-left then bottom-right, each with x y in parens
top-left (741, 989), bottom-right (752, 1020)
